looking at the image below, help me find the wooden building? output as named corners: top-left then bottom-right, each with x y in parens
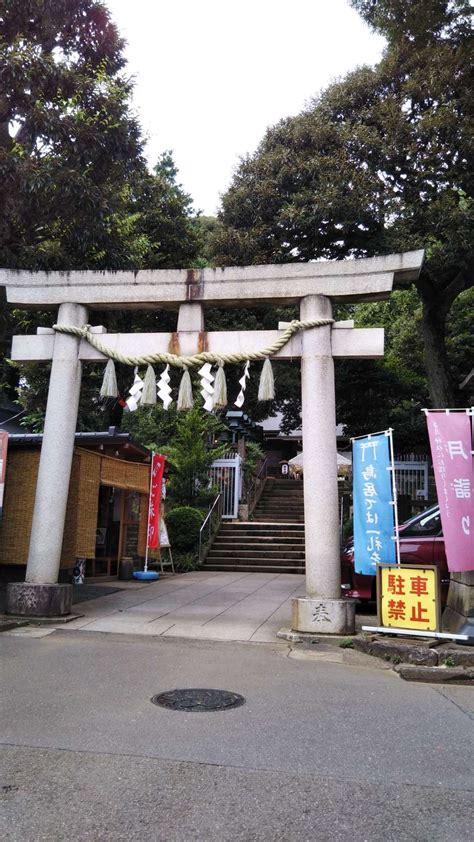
top-left (0, 428), bottom-right (152, 580)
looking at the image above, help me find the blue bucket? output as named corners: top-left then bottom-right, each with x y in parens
top-left (133, 571), bottom-right (160, 581)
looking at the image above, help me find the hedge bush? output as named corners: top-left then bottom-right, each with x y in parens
top-left (166, 506), bottom-right (204, 552)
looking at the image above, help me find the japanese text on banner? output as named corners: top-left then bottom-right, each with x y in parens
top-left (426, 412), bottom-right (473, 573)
top-left (147, 453), bottom-right (166, 550)
top-left (353, 432), bottom-right (396, 575)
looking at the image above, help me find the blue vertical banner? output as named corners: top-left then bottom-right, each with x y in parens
top-left (352, 432), bottom-right (396, 575)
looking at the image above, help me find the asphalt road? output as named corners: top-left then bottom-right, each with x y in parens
top-left (1, 629), bottom-right (473, 841)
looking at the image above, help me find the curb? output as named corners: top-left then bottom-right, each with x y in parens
top-left (394, 664), bottom-right (474, 684)
top-left (353, 633), bottom-right (474, 682)
top-left (0, 612), bottom-right (82, 629)
top-left (277, 628), bottom-right (354, 646)
top-left (0, 618), bottom-right (29, 633)
top-left (353, 634), bottom-right (474, 666)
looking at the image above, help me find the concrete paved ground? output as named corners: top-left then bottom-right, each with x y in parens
top-left (56, 571), bottom-right (309, 642)
top-left (1, 629), bottom-right (473, 841)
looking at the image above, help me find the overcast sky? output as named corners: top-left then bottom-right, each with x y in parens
top-left (107, 0), bottom-right (385, 215)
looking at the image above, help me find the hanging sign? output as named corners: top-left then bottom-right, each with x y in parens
top-left (147, 453), bottom-right (166, 549)
top-left (0, 432), bottom-right (8, 519)
top-left (159, 516), bottom-right (170, 549)
top-left (378, 564), bottom-right (441, 632)
top-left (426, 411), bottom-right (473, 573)
top-left (352, 431), bottom-right (396, 575)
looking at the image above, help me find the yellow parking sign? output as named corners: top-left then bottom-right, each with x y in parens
top-left (377, 564), bottom-right (441, 632)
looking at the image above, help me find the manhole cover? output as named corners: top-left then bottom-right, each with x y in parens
top-left (151, 688), bottom-right (245, 712)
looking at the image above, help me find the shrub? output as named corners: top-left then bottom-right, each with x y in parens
top-left (166, 506), bottom-right (203, 552)
top-left (195, 485), bottom-right (220, 510)
top-left (174, 551), bottom-right (200, 572)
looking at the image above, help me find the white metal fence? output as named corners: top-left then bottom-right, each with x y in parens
top-left (209, 454), bottom-right (242, 519)
top-left (394, 455), bottom-right (429, 500)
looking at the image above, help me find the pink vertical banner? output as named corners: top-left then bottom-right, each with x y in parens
top-left (426, 412), bottom-right (473, 573)
top-left (147, 454), bottom-right (166, 550)
top-left (0, 432), bottom-right (8, 519)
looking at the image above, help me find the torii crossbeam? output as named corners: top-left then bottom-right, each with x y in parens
top-left (1, 250), bottom-right (424, 630)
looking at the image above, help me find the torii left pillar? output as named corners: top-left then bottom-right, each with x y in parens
top-left (7, 302), bottom-right (88, 616)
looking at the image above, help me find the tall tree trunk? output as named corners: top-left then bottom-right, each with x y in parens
top-left (420, 299), bottom-right (456, 408)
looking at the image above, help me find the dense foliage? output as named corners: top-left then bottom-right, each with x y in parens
top-left (123, 405), bottom-right (227, 507)
top-left (0, 0), bottom-right (200, 422)
top-left (0, 0), bottom-right (143, 270)
top-left (211, 0), bottom-right (473, 410)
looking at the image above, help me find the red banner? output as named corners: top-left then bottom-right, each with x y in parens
top-left (426, 412), bottom-right (473, 573)
top-left (0, 432), bottom-right (8, 519)
top-left (147, 453), bottom-right (166, 549)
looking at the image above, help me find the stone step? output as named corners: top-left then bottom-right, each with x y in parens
top-left (267, 477), bottom-right (303, 486)
top-left (256, 503), bottom-right (302, 507)
top-left (259, 493), bottom-right (303, 498)
top-left (255, 497), bottom-right (304, 509)
top-left (219, 520), bottom-right (304, 534)
top-left (254, 502), bottom-right (304, 506)
top-left (255, 515), bottom-right (304, 523)
top-left (255, 501), bottom-right (304, 507)
top-left (258, 493), bottom-right (304, 499)
top-left (213, 538), bottom-right (305, 547)
top-left (221, 521), bottom-right (305, 526)
top-left (202, 563), bottom-right (305, 574)
top-left (204, 556), bottom-right (305, 569)
top-left (257, 489), bottom-right (303, 495)
top-left (255, 507), bottom-right (304, 511)
top-left (227, 520), bottom-right (304, 532)
top-left (218, 523), bottom-right (304, 547)
top-left (222, 522), bottom-right (305, 528)
top-left (262, 490), bottom-right (303, 496)
top-left (207, 548), bottom-right (305, 559)
top-left (262, 482), bottom-right (304, 488)
top-left (256, 497), bottom-right (304, 503)
top-left (253, 515), bottom-right (304, 520)
top-left (215, 534), bottom-right (305, 541)
top-left (259, 490), bottom-right (304, 496)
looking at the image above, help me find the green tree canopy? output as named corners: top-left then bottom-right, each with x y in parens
top-left (122, 405), bottom-right (227, 507)
top-left (211, 0), bottom-right (473, 408)
top-left (0, 0), bottom-right (146, 270)
top-left (0, 1), bottom-right (201, 427)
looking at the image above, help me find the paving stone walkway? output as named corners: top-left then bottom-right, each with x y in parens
top-left (57, 572), bottom-right (307, 642)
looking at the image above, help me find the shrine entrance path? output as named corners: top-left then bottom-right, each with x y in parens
top-left (53, 572), bottom-right (309, 642)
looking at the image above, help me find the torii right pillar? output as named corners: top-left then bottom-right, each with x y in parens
top-left (290, 293), bottom-right (354, 635)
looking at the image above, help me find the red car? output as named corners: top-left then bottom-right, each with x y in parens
top-left (341, 505), bottom-right (450, 604)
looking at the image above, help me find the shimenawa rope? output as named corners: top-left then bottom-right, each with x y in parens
top-left (53, 318), bottom-right (334, 409)
top-left (52, 318), bottom-right (334, 368)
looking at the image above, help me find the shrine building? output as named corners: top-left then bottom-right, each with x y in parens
top-left (0, 428), bottom-right (151, 581)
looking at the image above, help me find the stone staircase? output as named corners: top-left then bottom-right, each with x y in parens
top-left (202, 479), bottom-right (305, 574)
top-left (252, 478), bottom-right (304, 523)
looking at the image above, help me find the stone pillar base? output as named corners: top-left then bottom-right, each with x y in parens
top-left (291, 597), bottom-right (355, 635)
top-left (6, 583), bottom-right (73, 617)
top-left (442, 571), bottom-right (474, 644)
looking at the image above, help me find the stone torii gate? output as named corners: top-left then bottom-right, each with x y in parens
top-left (2, 250), bottom-right (424, 633)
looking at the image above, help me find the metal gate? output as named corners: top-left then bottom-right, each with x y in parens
top-left (209, 454), bottom-right (242, 519)
top-left (394, 457), bottom-right (429, 500)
